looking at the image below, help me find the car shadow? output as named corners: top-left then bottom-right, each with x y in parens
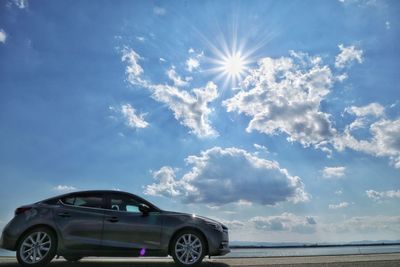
top-left (0, 260), bottom-right (230, 267)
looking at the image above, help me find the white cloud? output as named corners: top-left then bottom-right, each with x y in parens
top-left (0, 29), bottom-right (6, 43)
top-left (146, 167), bottom-right (181, 197)
top-left (224, 52), bottom-right (336, 148)
top-left (145, 147), bottom-right (309, 206)
top-left (244, 213), bottom-right (317, 234)
top-left (186, 49), bottom-right (203, 72)
top-left (122, 48), bottom-right (218, 138)
top-left (53, 185), bottom-right (76, 192)
top-left (149, 81), bottom-right (218, 137)
top-left (322, 166), bottom-right (346, 179)
top-left (121, 48), bottom-right (145, 86)
top-left (222, 48), bottom-right (399, 168)
top-left (153, 6), bottom-right (166, 16)
top-left (335, 44), bottom-right (363, 68)
top-left (345, 103), bottom-right (385, 118)
top-left (166, 67), bottom-right (191, 87)
top-left (334, 118), bottom-right (400, 168)
top-left (253, 144), bottom-right (269, 153)
top-left (12, 0), bottom-right (28, 9)
top-left (120, 104), bottom-right (149, 129)
top-left (219, 214), bottom-right (400, 241)
top-left (328, 202), bottom-right (349, 209)
top-left (366, 189), bottom-right (400, 201)
top-left (334, 103), bottom-right (400, 168)
top-left (159, 58), bottom-right (166, 63)
top-left (186, 58), bottom-right (200, 72)
top-left (236, 199), bottom-right (253, 207)
top-left (324, 215), bottom-right (400, 234)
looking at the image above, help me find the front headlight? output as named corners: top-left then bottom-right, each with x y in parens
top-left (206, 222), bottom-right (223, 232)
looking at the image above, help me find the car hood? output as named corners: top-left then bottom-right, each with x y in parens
top-left (162, 210), bottom-right (224, 226)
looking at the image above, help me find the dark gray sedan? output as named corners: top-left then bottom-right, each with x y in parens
top-left (0, 190), bottom-right (230, 266)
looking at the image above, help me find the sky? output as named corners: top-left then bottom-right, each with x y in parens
top-left (0, 0), bottom-right (399, 243)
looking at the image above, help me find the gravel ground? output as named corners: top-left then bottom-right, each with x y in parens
top-left (0, 253), bottom-right (399, 266)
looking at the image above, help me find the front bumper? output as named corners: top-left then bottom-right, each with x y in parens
top-left (208, 228), bottom-right (230, 256)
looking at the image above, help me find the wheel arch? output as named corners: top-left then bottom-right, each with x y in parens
top-left (168, 226), bottom-right (209, 256)
top-left (15, 224), bottom-right (59, 252)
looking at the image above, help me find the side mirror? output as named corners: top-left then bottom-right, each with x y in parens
top-left (139, 203), bottom-right (150, 215)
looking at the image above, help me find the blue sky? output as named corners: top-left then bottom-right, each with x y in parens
top-left (0, 0), bottom-right (399, 243)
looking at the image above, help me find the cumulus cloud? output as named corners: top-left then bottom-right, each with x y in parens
top-left (334, 117), bottom-right (400, 168)
top-left (345, 103), bottom-right (385, 118)
top-left (366, 189), bottom-right (400, 201)
top-left (186, 58), bottom-right (200, 72)
top-left (145, 147), bottom-right (309, 206)
top-left (0, 29), bottom-right (6, 43)
top-left (186, 49), bottom-right (203, 72)
top-left (119, 104), bottom-right (149, 129)
top-left (343, 103), bottom-right (386, 131)
top-left (11, 0), bottom-right (28, 9)
top-left (121, 48), bottom-right (218, 137)
top-left (222, 48), bottom-right (399, 168)
top-left (335, 44), bottom-right (363, 68)
top-left (146, 167), bottom-right (181, 197)
top-left (53, 185), bottom-right (76, 192)
top-left (167, 67), bottom-right (191, 87)
top-left (250, 213), bottom-right (317, 233)
top-left (149, 81), bottom-right (218, 137)
top-left (224, 51), bottom-right (336, 148)
top-left (328, 202), bottom-right (349, 209)
top-left (322, 166), bottom-right (346, 179)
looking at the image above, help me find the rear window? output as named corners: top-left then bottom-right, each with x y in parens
top-left (62, 193), bottom-right (103, 209)
top-left (41, 197), bottom-right (59, 205)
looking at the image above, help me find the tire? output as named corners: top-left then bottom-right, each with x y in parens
top-left (16, 226), bottom-right (57, 267)
top-left (171, 230), bottom-right (206, 266)
top-left (63, 256), bottom-right (83, 262)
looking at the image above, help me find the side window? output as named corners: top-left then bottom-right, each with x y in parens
top-left (62, 193), bottom-right (103, 209)
top-left (110, 195), bottom-right (140, 213)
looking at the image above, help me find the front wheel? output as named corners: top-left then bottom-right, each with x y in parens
top-left (16, 227), bottom-right (56, 267)
top-left (172, 230), bottom-right (206, 266)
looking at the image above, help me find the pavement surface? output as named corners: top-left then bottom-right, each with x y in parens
top-left (1, 253), bottom-right (400, 266)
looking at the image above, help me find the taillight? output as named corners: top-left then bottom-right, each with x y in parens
top-left (15, 206), bottom-right (32, 216)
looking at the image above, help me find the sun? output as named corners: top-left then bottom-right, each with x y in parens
top-left (210, 48), bottom-right (251, 87)
top-left (222, 52), bottom-right (246, 78)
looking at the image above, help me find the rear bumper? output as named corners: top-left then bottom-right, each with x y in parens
top-left (0, 228), bottom-right (17, 251)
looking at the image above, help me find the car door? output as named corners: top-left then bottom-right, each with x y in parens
top-left (54, 192), bottom-right (105, 251)
top-left (101, 193), bottom-right (162, 255)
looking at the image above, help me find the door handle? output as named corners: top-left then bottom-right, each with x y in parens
top-left (57, 212), bottom-right (70, 218)
top-left (106, 216), bottom-right (119, 223)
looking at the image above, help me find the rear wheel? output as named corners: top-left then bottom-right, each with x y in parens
top-left (63, 256), bottom-right (83, 262)
top-left (172, 230), bottom-right (205, 266)
top-left (16, 227), bottom-right (56, 267)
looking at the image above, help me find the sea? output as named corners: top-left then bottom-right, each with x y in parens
top-left (1, 245), bottom-right (400, 258)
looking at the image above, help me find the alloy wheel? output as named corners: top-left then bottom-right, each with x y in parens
top-left (19, 231), bottom-right (51, 264)
top-left (174, 233), bottom-right (203, 265)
